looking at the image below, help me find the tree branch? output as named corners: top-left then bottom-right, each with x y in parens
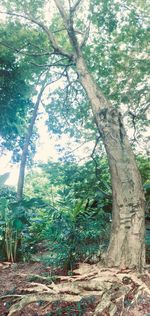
top-left (54, 0), bottom-right (69, 24)
top-left (0, 11), bottom-right (73, 60)
top-left (43, 67), bottom-right (70, 88)
top-left (30, 58), bottom-right (74, 69)
top-left (17, 70), bottom-right (50, 201)
top-left (0, 40), bottom-right (51, 57)
top-left (54, 0), bottom-right (80, 56)
top-left (91, 136), bottom-right (100, 158)
top-left (80, 22), bottom-right (91, 48)
top-left (70, 0), bottom-right (82, 13)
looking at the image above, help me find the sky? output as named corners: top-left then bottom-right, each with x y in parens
top-left (1, 103), bottom-right (149, 187)
top-left (0, 120), bottom-right (68, 186)
top-left (0, 107), bottom-right (94, 187)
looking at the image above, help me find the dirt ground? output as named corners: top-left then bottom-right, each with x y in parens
top-left (0, 262), bottom-right (95, 316)
top-left (0, 262), bottom-right (150, 316)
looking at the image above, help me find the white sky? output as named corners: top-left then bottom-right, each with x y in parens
top-left (0, 109), bottom-right (94, 187)
top-left (1, 105), bottom-right (149, 187)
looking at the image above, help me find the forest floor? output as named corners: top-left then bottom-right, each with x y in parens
top-left (0, 261), bottom-right (150, 316)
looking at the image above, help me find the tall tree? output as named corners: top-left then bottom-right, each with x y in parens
top-left (0, 0), bottom-right (148, 270)
top-left (52, 0), bottom-right (145, 271)
top-left (17, 72), bottom-right (48, 201)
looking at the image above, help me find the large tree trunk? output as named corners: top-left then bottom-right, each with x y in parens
top-left (76, 56), bottom-right (145, 270)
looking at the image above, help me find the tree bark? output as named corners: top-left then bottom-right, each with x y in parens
top-left (17, 76), bottom-right (47, 201)
top-left (76, 56), bottom-right (145, 270)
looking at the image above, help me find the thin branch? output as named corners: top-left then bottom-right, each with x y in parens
top-left (0, 41), bottom-right (51, 57)
top-left (71, 0), bottom-right (82, 13)
top-left (27, 41), bottom-right (51, 53)
top-left (80, 23), bottom-right (91, 49)
top-left (52, 27), bottom-right (66, 33)
top-left (66, 141), bottom-right (87, 155)
top-left (43, 67), bottom-right (69, 88)
top-left (54, 0), bottom-right (69, 25)
top-left (30, 58), bottom-right (74, 69)
top-left (91, 136), bottom-right (100, 158)
top-left (54, 0), bottom-right (80, 55)
top-left (36, 69), bottom-right (49, 86)
top-left (68, 0), bottom-right (71, 11)
top-left (0, 10), bottom-right (73, 60)
top-left (123, 3), bottom-right (149, 20)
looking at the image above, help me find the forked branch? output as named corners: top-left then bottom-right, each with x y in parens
top-left (70, 0), bottom-right (82, 13)
top-left (54, 0), bottom-right (80, 56)
top-left (0, 10), bottom-right (73, 60)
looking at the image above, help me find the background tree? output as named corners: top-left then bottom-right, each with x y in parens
top-left (17, 72), bottom-right (49, 201)
top-left (0, 33), bottom-right (32, 153)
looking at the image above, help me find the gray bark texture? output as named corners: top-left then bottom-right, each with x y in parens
top-left (76, 56), bottom-right (145, 270)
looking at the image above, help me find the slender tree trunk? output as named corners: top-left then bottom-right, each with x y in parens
top-left (76, 56), bottom-right (145, 270)
top-left (17, 76), bottom-right (47, 201)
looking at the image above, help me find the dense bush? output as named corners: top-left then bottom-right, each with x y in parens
top-left (41, 201), bottom-right (110, 271)
top-left (0, 187), bottom-right (29, 261)
top-left (0, 155), bottom-right (149, 267)
top-left (0, 187), bottom-right (46, 262)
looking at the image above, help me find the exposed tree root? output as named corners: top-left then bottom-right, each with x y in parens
top-left (0, 262), bottom-right (12, 269)
top-left (94, 293), bottom-right (118, 316)
top-left (19, 273), bottom-right (52, 281)
top-left (0, 263), bottom-right (150, 316)
top-left (7, 293), bottom-right (83, 316)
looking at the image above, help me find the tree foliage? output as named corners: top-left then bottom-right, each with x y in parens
top-left (0, 39), bottom-right (31, 150)
top-left (0, 0), bottom-right (149, 269)
top-left (0, 0), bottom-right (149, 151)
